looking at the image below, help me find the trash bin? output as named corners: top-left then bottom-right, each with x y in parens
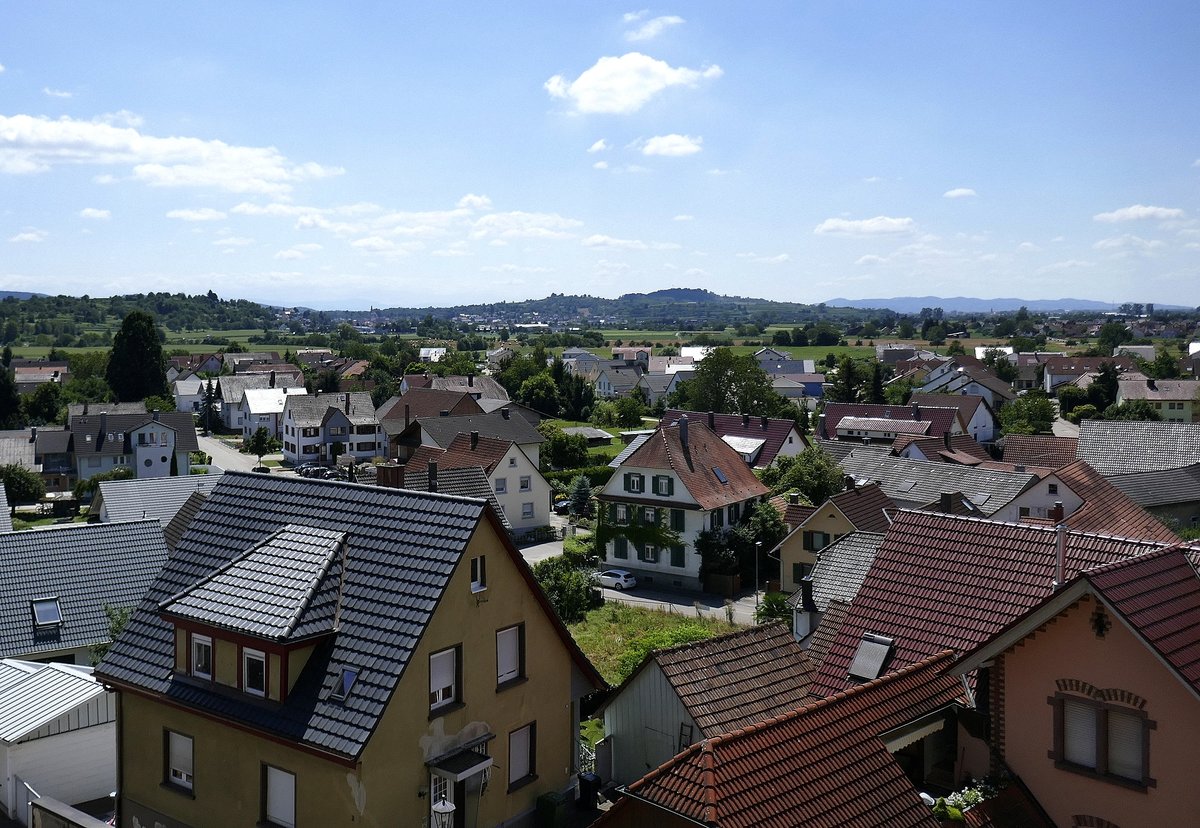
top-left (577, 772), bottom-right (601, 810)
top-left (536, 790), bottom-right (569, 827)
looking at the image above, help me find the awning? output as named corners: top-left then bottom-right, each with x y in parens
top-left (428, 748), bottom-right (493, 782)
top-left (882, 712), bottom-right (946, 752)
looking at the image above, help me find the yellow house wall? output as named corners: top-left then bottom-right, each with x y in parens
top-left (269, 653), bottom-right (282, 701)
top-left (173, 628), bottom-right (186, 672)
top-left (214, 639), bottom-right (237, 689)
top-left (120, 519), bottom-right (580, 828)
top-left (1001, 594), bottom-right (1200, 827)
top-left (779, 508), bottom-right (856, 593)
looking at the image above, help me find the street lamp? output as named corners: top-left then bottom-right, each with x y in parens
top-left (431, 797), bottom-right (456, 828)
top-left (755, 540), bottom-right (762, 611)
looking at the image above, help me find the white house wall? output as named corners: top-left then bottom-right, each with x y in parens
top-left (489, 445), bottom-right (550, 534)
top-left (603, 663), bottom-right (697, 786)
top-left (993, 476), bottom-right (1084, 523)
top-left (7, 722), bottom-right (116, 817)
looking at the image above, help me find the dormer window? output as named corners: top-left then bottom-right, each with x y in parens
top-left (243, 648), bottom-right (266, 697)
top-left (191, 634), bottom-right (213, 680)
top-left (31, 597), bottom-right (62, 627)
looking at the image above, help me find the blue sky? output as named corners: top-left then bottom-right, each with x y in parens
top-left (2, 2), bottom-right (1198, 310)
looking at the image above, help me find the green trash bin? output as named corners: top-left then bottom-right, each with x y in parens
top-left (536, 790), bottom-right (569, 828)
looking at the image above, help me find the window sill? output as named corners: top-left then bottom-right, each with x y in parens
top-left (160, 782), bottom-right (195, 799)
top-left (1052, 759), bottom-right (1153, 791)
top-left (429, 701), bottom-right (465, 720)
top-left (471, 585), bottom-right (488, 595)
top-left (496, 676), bottom-right (528, 693)
top-left (507, 773), bottom-right (538, 794)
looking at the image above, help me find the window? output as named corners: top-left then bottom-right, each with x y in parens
top-left (508, 723), bottom-right (536, 790)
top-left (191, 634), bottom-right (213, 680)
top-left (1048, 483), bottom-right (1059, 495)
top-left (331, 666), bottom-right (358, 701)
top-left (802, 531), bottom-right (830, 551)
top-left (1052, 692), bottom-right (1154, 788)
top-left (671, 509), bottom-right (685, 531)
top-left (711, 508), bottom-right (724, 529)
top-left (624, 472), bottom-right (645, 493)
top-left (653, 475), bottom-right (674, 496)
top-left (495, 477), bottom-right (507, 494)
top-left (429, 647), bottom-right (459, 710)
top-left (263, 765), bottom-right (296, 828)
top-left (643, 507), bottom-right (656, 525)
top-left (508, 457), bottom-right (517, 467)
top-left (639, 544), bottom-right (659, 564)
top-left (615, 504), bottom-right (629, 525)
top-left (165, 730), bottom-right (193, 791)
top-left (792, 562), bottom-right (812, 584)
top-left (613, 537), bottom-right (628, 559)
top-left (670, 545), bottom-right (685, 568)
top-left (31, 597), bottom-right (62, 627)
top-left (243, 648), bottom-right (266, 697)
top-left (519, 475), bottom-right (532, 492)
top-left (522, 502), bottom-right (534, 519)
top-left (496, 624), bottom-right (525, 686)
top-left (470, 555), bottom-right (487, 592)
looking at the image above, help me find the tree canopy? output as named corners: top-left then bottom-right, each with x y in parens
top-left (667, 348), bottom-right (796, 420)
top-left (759, 445), bottom-right (846, 504)
top-left (106, 310), bottom-right (168, 402)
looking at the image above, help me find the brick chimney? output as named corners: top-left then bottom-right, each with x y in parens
top-left (707, 411), bottom-right (715, 429)
top-left (943, 431), bottom-right (952, 450)
top-left (940, 492), bottom-right (953, 513)
top-left (911, 401), bottom-right (921, 420)
top-left (761, 415), bottom-right (768, 430)
top-left (742, 413), bottom-right (750, 428)
top-left (1049, 501), bottom-right (1064, 522)
top-left (470, 431), bottom-right (479, 450)
top-left (679, 414), bottom-right (689, 450)
top-left (468, 373), bottom-right (474, 387)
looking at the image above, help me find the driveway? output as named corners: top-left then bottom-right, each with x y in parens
top-left (195, 431), bottom-right (284, 473)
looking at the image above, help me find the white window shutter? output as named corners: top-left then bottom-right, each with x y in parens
top-left (1063, 699), bottom-right (1097, 768)
top-left (169, 732), bottom-right (193, 777)
top-left (266, 766), bottom-right (296, 827)
top-left (497, 628), bottom-right (520, 683)
top-left (509, 726), bottom-right (531, 783)
top-left (430, 650), bottom-right (455, 701)
top-left (1107, 710), bottom-right (1143, 780)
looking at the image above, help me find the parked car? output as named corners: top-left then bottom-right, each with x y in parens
top-left (597, 569), bottom-right (637, 590)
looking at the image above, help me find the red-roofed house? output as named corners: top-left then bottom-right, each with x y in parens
top-left (595, 652), bottom-right (981, 828)
top-left (954, 546), bottom-right (1200, 827)
top-left (660, 409), bottom-right (807, 469)
top-left (909, 392), bottom-right (999, 442)
top-left (820, 402), bottom-right (965, 443)
top-left (597, 417), bottom-right (769, 591)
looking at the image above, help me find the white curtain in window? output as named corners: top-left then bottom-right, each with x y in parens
top-left (266, 766), bottom-right (296, 828)
top-left (509, 725), bottom-right (531, 783)
top-left (497, 628), bottom-right (520, 683)
top-left (1107, 709), bottom-right (1143, 780)
top-left (1063, 699), bottom-right (1097, 768)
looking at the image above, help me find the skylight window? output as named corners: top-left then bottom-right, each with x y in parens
top-left (31, 597), bottom-right (62, 627)
top-left (712, 467), bottom-right (728, 484)
top-left (848, 633), bottom-right (894, 681)
top-left (331, 666), bottom-right (358, 701)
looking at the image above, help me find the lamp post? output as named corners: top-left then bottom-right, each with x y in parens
top-left (431, 797), bottom-right (456, 828)
top-left (755, 540), bottom-right (762, 612)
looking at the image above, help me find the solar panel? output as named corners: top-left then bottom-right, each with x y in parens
top-left (712, 467), bottom-right (728, 484)
top-left (848, 633), bottom-right (894, 681)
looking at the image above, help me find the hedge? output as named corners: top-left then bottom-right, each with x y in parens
top-left (543, 465), bottom-right (616, 487)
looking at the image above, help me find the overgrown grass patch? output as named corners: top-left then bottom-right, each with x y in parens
top-left (570, 603), bottom-right (738, 686)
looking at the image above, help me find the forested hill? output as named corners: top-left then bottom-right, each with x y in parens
top-left (0, 291), bottom-right (277, 348)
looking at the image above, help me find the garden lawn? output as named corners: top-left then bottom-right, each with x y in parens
top-left (569, 602), bottom-right (739, 686)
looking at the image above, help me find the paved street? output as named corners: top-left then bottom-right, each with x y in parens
top-left (195, 431), bottom-right (284, 473)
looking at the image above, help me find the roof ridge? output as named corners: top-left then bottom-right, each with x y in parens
top-left (654, 622), bottom-right (785, 660)
top-left (1081, 543), bottom-right (1193, 579)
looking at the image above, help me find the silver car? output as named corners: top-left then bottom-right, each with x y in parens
top-left (597, 569), bottom-right (637, 590)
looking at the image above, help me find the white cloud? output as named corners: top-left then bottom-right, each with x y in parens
top-left (166, 207), bottom-right (226, 222)
top-left (587, 139), bottom-right (609, 153)
top-left (351, 236), bottom-right (400, 252)
top-left (855, 254), bottom-right (887, 265)
top-left (1017, 242), bottom-right (1040, 252)
top-left (684, 267), bottom-right (708, 278)
top-left (706, 168), bottom-right (732, 176)
top-left (673, 214), bottom-right (694, 221)
top-left (432, 243), bottom-right (470, 257)
top-left (274, 243), bottom-right (323, 260)
top-left (545, 52), bottom-right (722, 115)
top-left (1093, 204), bottom-right (1184, 223)
top-left (9, 228), bottom-right (47, 243)
top-left (212, 236), bottom-right (254, 247)
top-left (456, 193), bottom-right (492, 210)
top-left (1037, 259), bottom-right (1093, 274)
top-left (582, 234), bottom-right (680, 250)
top-left (93, 173), bottom-right (118, 185)
top-left (79, 207), bottom-right (110, 220)
top-left (43, 87), bottom-right (74, 99)
top-left (0, 64), bottom-right (5, 73)
top-left (481, 263), bottom-right (553, 274)
top-left (862, 176), bottom-right (883, 183)
top-left (593, 161), bottom-right (609, 170)
top-left (642, 134), bottom-right (702, 156)
top-left (738, 252), bottom-right (790, 264)
top-left (813, 216), bottom-right (916, 236)
top-left (471, 211), bottom-right (582, 240)
top-left (943, 187), bottom-right (977, 199)
top-left (1093, 234), bottom-right (1166, 251)
top-left (625, 14), bottom-right (685, 42)
top-left (623, 10), bottom-right (648, 22)
top-left (0, 113), bottom-right (342, 194)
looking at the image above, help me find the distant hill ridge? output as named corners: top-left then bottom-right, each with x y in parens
top-left (826, 295), bottom-right (1188, 313)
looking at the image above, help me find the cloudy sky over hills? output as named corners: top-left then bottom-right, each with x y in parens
top-left (2, 2), bottom-right (1198, 309)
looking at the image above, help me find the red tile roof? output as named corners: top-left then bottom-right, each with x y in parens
top-left (1051, 459), bottom-right (1180, 543)
top-left (811, 511), bottom-right (1170, 697)
top-left (768, 494), bottom-right (816, 528)
top-left (821, 402), bottom-right (962, 440)
top-left (435, 432), bottom-right (515, 475)
top-left (892, 433), bottom-right (993, 464)
top-left (377, 388), bottom-right (484, 421)
top-left (908, 392), bottom-right (989, 424)
top-left (619, 419), bottom-right (769, 510)
top-left (824, 482), bottom-right (895, 532)
top-left (1000, 434), bottom-right (1079, 469)
top-left (661, 409), bottom-right (806, 468)
top-left (605, 652), bottom-right (962, 828)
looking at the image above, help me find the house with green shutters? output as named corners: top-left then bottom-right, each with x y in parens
top-left (596, 416), bottom-right (769, 591)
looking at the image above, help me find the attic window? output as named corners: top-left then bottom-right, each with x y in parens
top-left (331, 667), bottom-right (358, 701)
top-left (31, 597), bottom-right (62, 627)
top-left (712, 467), bottom-right (729, 484)
top-left (848, 633), bottom-right (894, 681)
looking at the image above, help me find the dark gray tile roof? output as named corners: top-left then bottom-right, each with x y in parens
top-left (216, 374), bottom-right (302, 405)
top-left (163, 490), bottom-right (207, 552)
top-left (837, 448), bottom-right (1037, 515)
top-left (95, 473), bottom-right (500, 759)
top-left (284, 392), bottom-right (377, 427)
top-left (414, 411), bottom-right (545, 449)
top-left (1106, 465), bottom-right (1200, 508)
top-left (34, 428), bottom-right (71, 455)
top-left (69, 412), bottom-right (199, 456)
top-left (0, 520), bottom-right (168, 659)
top-left (96, 472), bottom-right (225, 526)
top-left (809, 532), bottom-right (885, 610)
top-left (1076, 419), bottom-right (1200, 475)
top-left (161, 525), bottom-right (346, 641)
top-left (403, 465), bottom-right (512, 530)
top-left (66, 402), bottom-right (146, 418)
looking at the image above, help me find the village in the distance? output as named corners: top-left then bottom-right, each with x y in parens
top-left (0, 289), bottom-right (1195, 827)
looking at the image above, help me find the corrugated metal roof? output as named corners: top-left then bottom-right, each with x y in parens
top-left (0, 661), bottom-right (106, 743)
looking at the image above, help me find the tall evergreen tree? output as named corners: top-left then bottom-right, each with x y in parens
top-left (0, 369), bottom-right (21, 430)
top-left (106, 311), bottom-right (168, 402)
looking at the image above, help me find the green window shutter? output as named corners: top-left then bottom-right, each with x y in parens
top-left (614, 537), bottom-right (628, 559)
top-left (667, 477), bottom-right (674, 496)
top-left (623, 472), bottom-right (632, 492)
top-left (671, 509), bottom-right (685, 531)
top-left (670, 545), bottom-right (685, 568)
top-left (712, 509), bottom-right (723, 529)
top-left (609, 503), bottom-right (619, 523)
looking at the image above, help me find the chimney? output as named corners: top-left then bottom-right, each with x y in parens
top-left (1015, 464), bottom-right (1026, 473)
top-left (501, 408), bottom-right (510, 420)
top-left (794, 577), bottom-right (820, 640)
top-left (940, 492), bottom-right (953, 513)
top-left (1050, 501), bottom-right (1064, 522)
top-left (707, 411), bottom-right (715, 429)
top-left (911, 401), bottom-right (921, 420)
top-left (468, 373), bottom-right (475, 387)
top-left (100, 413), bottom-right (107, 438)
top-left (742, 413), bottom-right (750, 428)
top-left (344, 393), bottom-right (351, 413)
top-left (1147, 378), bottom-right (1157, 391)
top-left (1053, 523), bottom-right (1067, 591)
top-left (844, 475), bottom-right (855, 491)
top-left (427, 460), bottom-right (438, 493)
top-left (440, 409), bottom-right (450, 417)
top-left (269, 370), bottom-right (276, 388)
top-left (83, 401), bottom-right (89, 415)
top-left (800, 577), bottom-right (818, 613)
top-left (470, 430), bottom-right (479, 450)
top-left (29, 426), bottom-right (37, 444)
top-left (679, 414), bottom-right (689, 449)
top-left (761, 415), bottom-right (768, 430)
top-left (153, 410), bottom-right (160, 422)
top-left (404, 404), bottom-right (410, 428)
top-left (788, 492), bottom-right (800, 506)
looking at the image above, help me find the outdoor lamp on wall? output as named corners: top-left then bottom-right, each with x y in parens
top-left (432, 797), bottom-right (456, 828)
